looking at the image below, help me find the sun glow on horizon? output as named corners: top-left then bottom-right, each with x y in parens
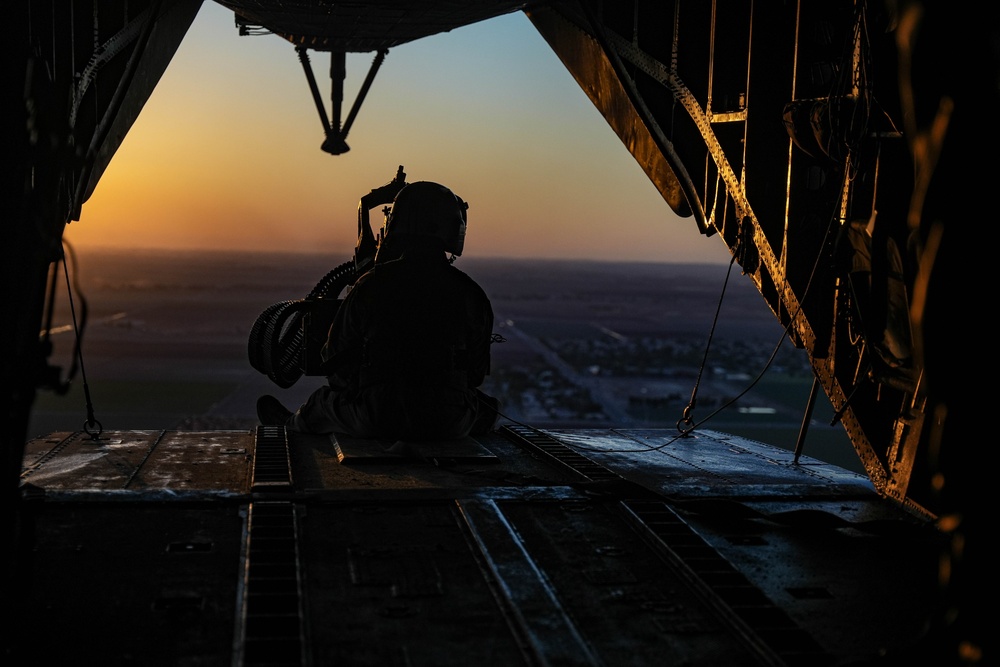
top-left (71, 2), bottom-right (731, 265)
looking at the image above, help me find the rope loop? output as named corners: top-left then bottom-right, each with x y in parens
top-left (83, 418), bottom-right (103, 439)
top-left (676, 414), bottom-right (695, 436)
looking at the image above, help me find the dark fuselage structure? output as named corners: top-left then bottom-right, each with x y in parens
top-left (4, 1), bottom-right (990, 664)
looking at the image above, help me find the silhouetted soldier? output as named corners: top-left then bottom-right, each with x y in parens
top-left (257, 181), bottom-right (500, 440)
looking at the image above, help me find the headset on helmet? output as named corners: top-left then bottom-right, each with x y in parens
top-left (382, 181), bottom-right (469, 256)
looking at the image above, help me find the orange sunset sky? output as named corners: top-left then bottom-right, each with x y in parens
top-left (70, 1), bottom-right (732, 264)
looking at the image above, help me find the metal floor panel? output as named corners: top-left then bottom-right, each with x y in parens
top-left (296, 501), bottom-right (527, 666)
top-left (16, 425), bottom-right (940, 666)
top-left (21, 429), bottom-right (253, 494)
top-left (13, 502), bottom-right (247, 666)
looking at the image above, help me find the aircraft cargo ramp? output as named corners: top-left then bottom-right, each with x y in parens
top-left (15, 425), bottom-right (939, 666)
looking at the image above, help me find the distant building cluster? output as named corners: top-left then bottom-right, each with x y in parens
top-left (486, 363), bottom-right (607, 424)
top-left (483, 333), bottom-right (813, 427)
top-left (551, 335), bottom-right (808, 379)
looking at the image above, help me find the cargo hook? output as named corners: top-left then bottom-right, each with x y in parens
top-left (296, 46), bottom-right (388, 155)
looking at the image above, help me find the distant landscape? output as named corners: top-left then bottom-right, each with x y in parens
top-left (28, 247), bottom-right (863, 474)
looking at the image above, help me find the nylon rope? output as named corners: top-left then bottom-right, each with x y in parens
top-left (677, 253), bottom-right (737, 435)
top-left (60, 241), bottom-right (102, 439)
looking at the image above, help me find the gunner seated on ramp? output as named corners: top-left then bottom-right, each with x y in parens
top-left (256, 181), bottom-right (500, 441)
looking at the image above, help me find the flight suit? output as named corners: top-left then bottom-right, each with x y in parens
top-left (290, 240), bottom-right (498, 440)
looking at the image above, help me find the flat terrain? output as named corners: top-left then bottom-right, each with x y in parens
top-left (29, 247), bottom-right (860, 472)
